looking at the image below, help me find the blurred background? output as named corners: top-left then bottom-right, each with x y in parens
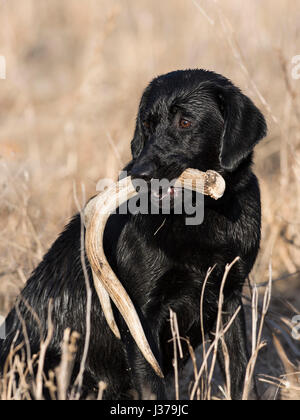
top-left (0, 0), bottom-right (299, 398)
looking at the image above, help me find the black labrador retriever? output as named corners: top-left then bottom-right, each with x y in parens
top-left (0, 69), bottom-right (267, 400)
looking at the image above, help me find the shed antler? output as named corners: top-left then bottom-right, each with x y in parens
top-left (84, 169), bottom-right (225, 378)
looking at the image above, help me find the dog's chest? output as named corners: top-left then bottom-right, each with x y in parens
top-left (114, 218), bottom-right (219, 303)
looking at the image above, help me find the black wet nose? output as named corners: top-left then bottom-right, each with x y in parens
top-left (130, 162), bottom-right (156, 182)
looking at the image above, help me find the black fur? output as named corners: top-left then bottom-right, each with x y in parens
top-left (0, 69), bottom-right (267, 400)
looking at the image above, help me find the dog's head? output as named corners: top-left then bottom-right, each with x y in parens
top-left (128, 70), bottom-right (267, 184)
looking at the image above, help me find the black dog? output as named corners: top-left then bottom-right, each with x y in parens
top-left (0, 69), bottom-right (267, 400)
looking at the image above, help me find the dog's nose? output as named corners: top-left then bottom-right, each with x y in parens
top-left (130, 163), bottom-right (155, 182)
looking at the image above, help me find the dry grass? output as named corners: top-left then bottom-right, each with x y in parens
top-left (0, 0), bottom-right (300, 399)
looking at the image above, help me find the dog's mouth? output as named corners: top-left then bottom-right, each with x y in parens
top-left (132, 178), bottom-right (181, 203)
top-left (151, 185), bottom-right (178, 201)
top-left (150, 184), bottom-right (185, 211)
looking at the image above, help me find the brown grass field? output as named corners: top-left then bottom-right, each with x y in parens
top-left (0, 0), bottom-right (300, 400)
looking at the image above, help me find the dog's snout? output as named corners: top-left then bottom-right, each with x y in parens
top-left (130, 162), bottom-right (156, 182)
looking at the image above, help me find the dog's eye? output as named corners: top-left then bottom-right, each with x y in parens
top-left (179, 118), bottom-right (192, 129)
top-left (143, 121), bottom-right (150, 129)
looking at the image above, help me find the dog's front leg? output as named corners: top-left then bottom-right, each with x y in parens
top-left (211, 293), bottom-right (251, 400)
top-left (122, 324), bottom-right (166, 400)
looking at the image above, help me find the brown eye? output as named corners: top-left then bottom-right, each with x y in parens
top-left (143, 121), bottom-right (150, 129)
top-left (179, 118), bottom-right (192, 129)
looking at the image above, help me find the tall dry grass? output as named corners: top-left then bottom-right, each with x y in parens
top-left (0, 0), bottom-right (300, 399)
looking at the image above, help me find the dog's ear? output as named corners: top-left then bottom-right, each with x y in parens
top-left (131, 117), bottom-right (145, 159)
top-left (217, 85), bottom-right (267, 172)
top-left (131, 83), bottom-right (153, 159)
